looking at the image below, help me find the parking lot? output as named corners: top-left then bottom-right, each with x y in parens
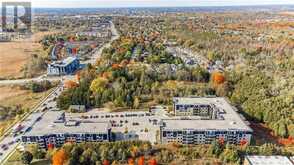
top-left (66, 107), bottom-right (169, 143)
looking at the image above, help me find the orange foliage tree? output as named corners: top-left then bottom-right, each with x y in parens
top-left (148, 158), bottom-right (157, 165)
top-left (52, 148), bottom-right (67, 165)
top-left (211, 71), bottom-right (225, 85)
top-left (138, 156), bottom-right (145, 165)
top-left (64, 80), bottom-right (78, 89)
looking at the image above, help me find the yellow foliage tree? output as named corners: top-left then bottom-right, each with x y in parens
top-left (90, 77), bottom-right (108, 94)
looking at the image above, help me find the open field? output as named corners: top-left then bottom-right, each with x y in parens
top-left (0, 32), bottom-right (57, 79)
top-left (4, 150), bottom-right (50, 165)
top-left (0, 85), bottom-right (53, 109)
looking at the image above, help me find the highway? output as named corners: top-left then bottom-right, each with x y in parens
top-left (0, 20), bottom-right (119, 163)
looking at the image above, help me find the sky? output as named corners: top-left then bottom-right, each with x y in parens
top-left (14, 0), bottom-right (294, 8)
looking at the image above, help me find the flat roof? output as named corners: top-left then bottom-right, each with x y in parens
top-left (245, 156), bottom-right (293, 165)
top-left (24, 111), bottom-right (110, 136)
top-left (163, 97), bottom-right (252, 131)
top-left (50, 56), bottom-right (78, 67)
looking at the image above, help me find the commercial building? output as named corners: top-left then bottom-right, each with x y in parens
top-left (161, 97), bottom-right (252, 145)
top-left (244, 156), bottom-right (294, 165)
top-left (47, 56), bottom-right (80, 76)
top-left (21, 111), bottom-right (111, 149)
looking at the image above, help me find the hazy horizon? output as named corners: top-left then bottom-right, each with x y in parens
top-left (28, 0), bottom-right (294, 8)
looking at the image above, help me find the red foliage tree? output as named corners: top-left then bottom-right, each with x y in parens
top-left (102, 160), bottom-right (110, 165)
top-left (47, 143), bottom-right (54, 150)
top-left (128, 158), bottom-right (135, 165)
top-left (218, 137), bottom-right (225, 145)
top-left (240, 139), bottom-right (248, 146)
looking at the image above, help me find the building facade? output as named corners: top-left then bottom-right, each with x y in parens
top-left (47, 56), bottom-right (80, 76)
top-left (21, 111), bottom-right (111, 149)
top-left (21, 132), bottom-right (111, 149)
top-left (160, 125), bottom-right (252, 145)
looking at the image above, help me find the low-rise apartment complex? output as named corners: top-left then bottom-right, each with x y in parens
top-left (21, 97), bottom-right (252, 148)
top-left (21, 111), bottom-right (111, 149)
top-left (161, 97), bottom-right (252, 145)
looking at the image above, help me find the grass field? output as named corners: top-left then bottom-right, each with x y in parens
top-left (0, 31), bottom-right (56, 79)
top-left (4, 149), bottom-right (50, 165)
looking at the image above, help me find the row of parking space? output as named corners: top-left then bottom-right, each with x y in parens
top-left (80, 112), bottom-right (153, 120)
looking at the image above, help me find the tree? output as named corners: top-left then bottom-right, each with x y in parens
top-left (138, 156), bottom-right (145, 165)
top-left (133, 97), bottom-right (140, 109)
top-left (21, 151), bottom-right (33, 165)
top-left (90, 77), bottom-right (109, 94)
top-left (103, 160), bottom-right (110, 165)
top-left (128, 158), bottom-right (135, 165)
top-left (52, 148), bottom-right (67, 165)
top-left (211, 71), bottom-right (225, 86)
top-left (148, 158), bottom-right (157, 165)
top-left (64, 80), bottom-right (78, 89)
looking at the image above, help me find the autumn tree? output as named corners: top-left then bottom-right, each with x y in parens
top-left (211, 71), bottom-right (225, 86)
top-left (64, 80), bottom-right (78, 89)
top-left (90, 77), bottom-right (109, 94)
top-left (138, 156), bottom-right (145, 165)
top-left (133, 97), bottom-right (140, 109)
top-left (128, 158), bottom-right (135, 165)
top-left (52, 148), bottom-right (67, 165)
top-left (148, 158), bottom-right (157, 165)
top-left (103, 160), bottom-right (110, 165)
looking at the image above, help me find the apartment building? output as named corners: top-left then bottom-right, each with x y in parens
top-left (161, 97), bottom-right (252, 145)
top-left (22, 97), bottom-right (252, 148)
top-left (21, 111), bottom-right (111, 149)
